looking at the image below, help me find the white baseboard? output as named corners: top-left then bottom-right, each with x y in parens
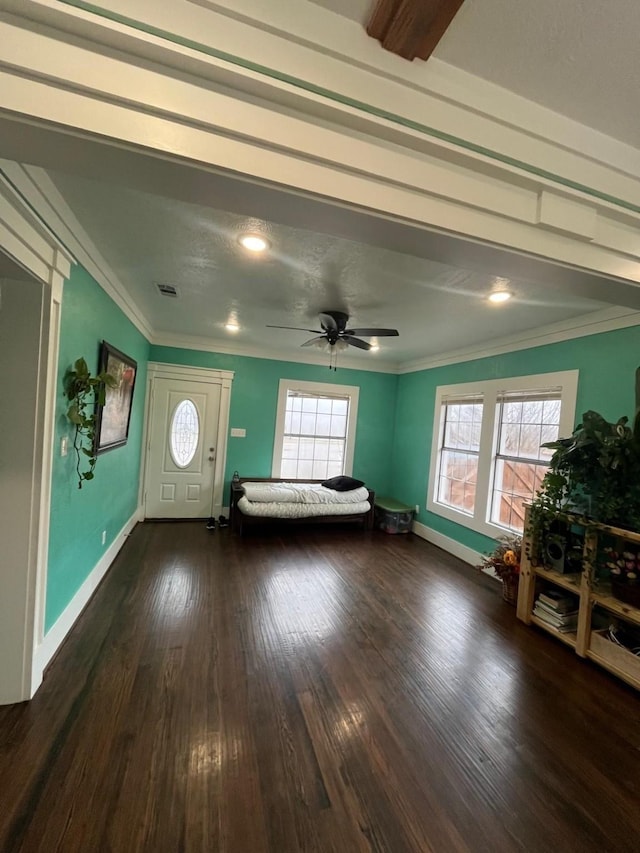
top-left (412, 520), bottom-right (482, 567)
top-left (31, 507), bottom-right (141, 695)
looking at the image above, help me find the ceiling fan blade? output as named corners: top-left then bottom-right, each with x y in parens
top-left (266, 324), bottom-right (323, 333)
top-left (301, 336), bottom-right (327, 348)
top-left (319, 312), bottom-right (339, 333)
top-left (342, 336), bottom-right (371, 351)
top-left (345, 328), bottom-right (399, 337)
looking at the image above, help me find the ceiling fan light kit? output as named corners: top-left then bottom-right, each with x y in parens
top-left (266, 310), bottom-right (399, 370)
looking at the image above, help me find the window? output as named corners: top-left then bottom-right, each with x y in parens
top-left (491, 391), bottom-right (561, 531)
top-left (272, 379), bottom-right (359, 479)
top-left (428, 371), bottom-right (578, 537)
top-left (436, 396), bottom-right (483, 516)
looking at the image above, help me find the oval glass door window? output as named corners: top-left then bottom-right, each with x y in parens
top-left (170, 399), bottom-right (200, 467)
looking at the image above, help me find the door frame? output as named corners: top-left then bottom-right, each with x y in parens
top-left (0, 174), bottom-right (72, 703)
top-left (142, 362), bottom-right (234, 519)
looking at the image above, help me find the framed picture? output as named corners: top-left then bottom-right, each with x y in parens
top-left (95, 341), bottom-right (137, 453)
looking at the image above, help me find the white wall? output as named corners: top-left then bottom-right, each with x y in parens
top-left (0, 277), bottom-right (47, 704)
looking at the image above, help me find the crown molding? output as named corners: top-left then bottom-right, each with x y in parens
top-left (398, 306), bottom-right (640, 374)
top-left (150, 332), bottom-right (401, 374)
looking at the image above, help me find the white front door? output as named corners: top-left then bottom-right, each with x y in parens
top-left (145, 377), bottom-right (222, 518)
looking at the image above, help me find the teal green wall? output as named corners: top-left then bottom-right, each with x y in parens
top-left (390, 324), bottom-right (640, 555)
top-left (47, 266), bottom-right (149, 631)
top-left (149, 346), bottom-right (398, 498)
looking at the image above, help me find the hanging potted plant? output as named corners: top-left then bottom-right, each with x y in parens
top-left (65, 357), bottom-right (116, 488)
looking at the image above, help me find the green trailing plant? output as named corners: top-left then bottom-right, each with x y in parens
top-left (65, 357), bottom-right (116, 489)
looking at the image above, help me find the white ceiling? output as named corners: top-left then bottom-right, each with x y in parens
top-left (11, 0), bottom-right (638, 371)
top-left (310, 0), bottom-right (640, 146)
top-left (48, 169), bottom-right (608, 366)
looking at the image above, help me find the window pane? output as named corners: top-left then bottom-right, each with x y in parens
top-left (289, 412), bottom-right (301, 434)
top-left (280, 390), bottom-right (350, 478)
top-left (329, 438), bottom-right (344, 460)
top-left (313, 439), bottom-right (329, 461)
top-left (542, 399), bottom-right (561, 424)
top-left (437, 448), bottom-right (478, 514)
top-left (330, 415), bottom-right (347, 437)
top-left (297, 460), bottom-right (313, 479)
top-left (522, 399), bottom-right (543, 423)
top-left (316, 413), bottom-right (332, 436)
top-left (497, 393), bottom-right (561, 461)
top-left (169, 399), bottom-right (199, 468)
top-left (443, 402), bottom-right (482, 452)
top-left (281, 459), bottom-right (298, 478)
top-left (299, 438), bottom-right (315, 459)
top-left (301, 413), bottom-right (316, 434)
top-left (282, 437), bottom-right (299, 459)
top-left (540, 424), bottom-right (560, 459)
top-left (519, 424), bottom-right (542, 458)
top-left (500, 423), bottom-right (520, 455)
top-left (491, 459), bottom-right (548, 532)
top-left (312, 460), bottom-right (328, 478)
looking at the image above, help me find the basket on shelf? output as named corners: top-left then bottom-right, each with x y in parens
top-left (502, 574), bottom-right (520, 606)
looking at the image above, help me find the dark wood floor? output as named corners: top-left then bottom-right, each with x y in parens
top-left (1, 523), bottom-right (639, 852)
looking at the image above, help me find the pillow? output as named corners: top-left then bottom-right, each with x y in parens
top-left (321, 475), bottom-right (365, 492)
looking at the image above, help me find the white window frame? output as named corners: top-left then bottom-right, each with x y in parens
top-left (427, 370), bottom-right (578, 538)
top-left (272, 378), bottom-right (360, 478)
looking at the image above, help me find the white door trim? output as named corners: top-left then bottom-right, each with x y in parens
top-left (0, 178), bottom-right (73, 703)
top-left (142, 362), bottom-right (234, 519)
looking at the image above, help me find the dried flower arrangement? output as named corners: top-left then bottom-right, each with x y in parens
top-left (478, 534), bottom-right (523, 580)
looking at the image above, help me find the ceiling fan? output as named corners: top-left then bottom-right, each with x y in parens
top-left (267, 310), bottom-right (399, 352)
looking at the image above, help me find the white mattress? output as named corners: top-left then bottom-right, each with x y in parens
top-left (241, 481), bottom-right (368, 505)
top-left (237, 496), bottom-right (371, 519)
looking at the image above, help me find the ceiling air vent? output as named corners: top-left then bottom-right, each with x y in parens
top-left (156, 283), bottom-right (179, 297)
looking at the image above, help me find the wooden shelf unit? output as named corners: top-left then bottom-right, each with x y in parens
top-left (517, 506), bottom-right (640, 690)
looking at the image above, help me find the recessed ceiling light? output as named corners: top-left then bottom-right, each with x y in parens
top-left (238, 233), bottom-right (270, 253)
top-left (225, 322), bottom-right (240, 332)
top-left (488, 290), bottom-right (513, 304)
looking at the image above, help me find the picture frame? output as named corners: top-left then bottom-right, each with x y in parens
top-left (95, 341), bottom-right (137, 453)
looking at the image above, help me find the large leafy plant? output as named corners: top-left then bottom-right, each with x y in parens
top-left (65, 357), bottom-right (116, 489)
top-left (532, 409), bottom-right (640, 531)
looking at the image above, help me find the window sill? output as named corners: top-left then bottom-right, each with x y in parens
top-left (427, 500), bottom-right (519, 540)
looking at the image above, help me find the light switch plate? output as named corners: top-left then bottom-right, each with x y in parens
top-left (230, 428), bottom-right (246, 437)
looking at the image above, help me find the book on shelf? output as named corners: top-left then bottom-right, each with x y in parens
top-left (538, 589), bottom-right (578, 613)
top-left (534, 599), bottom-right (579, 620)
top-left (533, 603), bottom-right (578, 630)
top-left (532, 607), bottom-right (578, 632)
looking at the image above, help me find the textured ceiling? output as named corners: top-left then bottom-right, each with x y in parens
top-left (310, 0), bottom-right (640, 146)
top-left (48, 170), bottom-right (607, 366)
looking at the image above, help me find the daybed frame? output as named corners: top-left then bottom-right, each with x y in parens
top-left (229, 477), bottom-right (375, 535)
